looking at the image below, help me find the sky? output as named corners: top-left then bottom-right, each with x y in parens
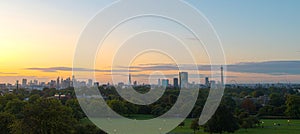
top-left (0, 0), bottom-right (299, 84)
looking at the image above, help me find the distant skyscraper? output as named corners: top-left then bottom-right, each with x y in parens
top-left (179, 72), bottom-right (188, 88)
top-left (133, 81), bottom-right (137, 86)
top-left (16, 80), bottom-right (19, 90)
top-left (158, 79), bottom-right (161, 86)
top-left (205, 77), bottom-right (210, 87)
top-left (221, 66), bottom-right (224, 86)
top-left (72, 75), bottom-right (76, 87)
top-left (162, 79), bottom-right (169, 87)
top-left (173, 78), bottom-right (179, 88)
top-left (88, 79), bottom-right (93, 87)
top-left (22, 79), bottom-right (27, 87)
top-left (129, 74), bottom-right (132, 85)
top-left (56, 77), bottom-right (60, 89)
top-left (34, 80), bottom-right (38, 85)
top-left (210, 80), bottom-right (216, 88)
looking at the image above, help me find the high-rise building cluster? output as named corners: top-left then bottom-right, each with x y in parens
top-left (0, 66), bottom-right (228, 90)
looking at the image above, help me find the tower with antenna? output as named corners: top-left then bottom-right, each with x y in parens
top-left (221, 66), bottom-right (224, 86)
top-left (128, 73), bottom-right (132, 86)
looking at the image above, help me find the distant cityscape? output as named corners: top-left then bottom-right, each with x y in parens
top-left (1, 66), bottom-right (299, 91)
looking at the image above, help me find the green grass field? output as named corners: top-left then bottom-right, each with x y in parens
top-left (170, 119), bottom-right (300, 134)
top-left (81, 115), bottom-right (300, 134)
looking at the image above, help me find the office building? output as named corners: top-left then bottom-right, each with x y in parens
top-left (158, 79), bottom-right (161, 86)
top-left (128, 74), bottom-right (132, 85)
top-left (22, 79), bottom-right (27, 87)
top-left (179, 72), bottom-right (188, 88)
top-left (162, 79), bottom-right (169, 87)
top-left (173, 78), bottom-right (179, 88)
top-left (88, 79), bottom-right (93, 87)
top-left (221, 66), bottom-right (224, 86)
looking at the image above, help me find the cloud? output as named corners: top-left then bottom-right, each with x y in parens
top-left (116, 61), bottom-right (300, 76)
top-left (0, 72), bottom-right (18, 75)
top-left (226, 61), bottom-right (300, 75)
top-left (25, 61), bottom-right (300, 76)
top-left (26, 67), bottom-right (140, 73)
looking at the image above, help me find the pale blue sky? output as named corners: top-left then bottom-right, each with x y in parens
top-left (2, 0), bottom-right (298, 62)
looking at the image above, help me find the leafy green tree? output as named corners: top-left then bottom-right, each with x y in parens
top-left (0, 94), bottom-right (19, 112)
top-left (269, 93), bottom-right (285, 107)
top-left (240, 120), bottom-right (251, 131)
top-left (28, 94), bottom-right (40, 104)
top-left (108, 100), bottom-right (127, 115)
top-left (252, 90), bottom-right (264, 98)
top-left (222, 96), bottom-right (236, 111)
top-left (190, 119), bottom-right (199, 134)
top-left (168, 94), bottom-right (177, 104)
top-left (124, 102), bottom-right (138, 117)
top-left (66, 98), bottom-right (85, 120)
top-left (203, 105), bottom-right (239, 134)
top-left (42, 88), bottom-right (57, 97)
top-left (4, 99), bottom-right (26, 118)
top-left (241, 98), bottom-right (256, 113)
top-left (285, 95), bottom-right (300, 118)
top-left (258, 105), bottom-right (274, 116)
top-left (30, 89), bottom-right (43, 96)
top-left (11, 98), bottom-right (77, 134)
top-left (238, 111), bottom-right (259, 130)
top-left (0, 112), bottom-right (15, 134)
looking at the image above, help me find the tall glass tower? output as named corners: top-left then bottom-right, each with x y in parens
top-left (179, 72), bottom-right (188, 89)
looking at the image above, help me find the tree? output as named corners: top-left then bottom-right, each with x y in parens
top-left (269, 93), bottom-right (284, 107)
top-left (4, 99), bottom-right (26, 118)
top-left (66, 99), bottom-right (85, 120)
top-left (222, 96), bottom-right (236, 111)
top-left (11, 98), bottom-right (77, 134)
top-left (28, 94), bottom-right (40, 104)
top-left (252, 90), bottom-right (264, 98)
top-left (108, 100), bottom-right (127, 115)
top-left (238, 111), bottom-right (259, 131)
top-left (124, 102), bottom-right (138, 117)
top-left (285, 95), bottom-right (300, 118)
top-left (0, 112), bottom-right (15, 134)
top-left (179, 121), bottom-right (185, 127)
top-left (0, 94), bottom-right (18, 112)
top-left (258, 105), bottom-right (274, 116)
top-left (190, 119), bottom-right (199, 134)
top-left (241, 99), bottom-right (256, 113)
top-left (203, 105), bottom-right (239, 134)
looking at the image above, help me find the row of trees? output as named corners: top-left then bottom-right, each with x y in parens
top-left (1, 85), bottom-right (300, 133)
top-left (0, 88), bottom-right (105, 134)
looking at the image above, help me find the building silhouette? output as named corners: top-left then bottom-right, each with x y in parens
top-left (128, 74), bottom-right (132, 85)
top-left (179, 72), bottom-right (188, 88)
top-left (162, 79), bottom-right (169, 87)
top-left (205, 77), bottom-right (210, 87)
top-left (158, 79), bottom-right (161, 86)
top-left (221, 66), bottom-right (224, 86)
top-left (88, 79), bottom-right (93, 87)
top-left (173, 78), bottom-right (179, 88)
top-left (56, 77), bottom-right (60, 89)
top-left (22, 79), bottom-right (27, 87)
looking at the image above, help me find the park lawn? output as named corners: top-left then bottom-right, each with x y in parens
top-left (81, 115), bottom-right (300, 134)
top-left (235, 119), bottom-right (300, 134)
top-left (171, 119), bottom-right (300, 134)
